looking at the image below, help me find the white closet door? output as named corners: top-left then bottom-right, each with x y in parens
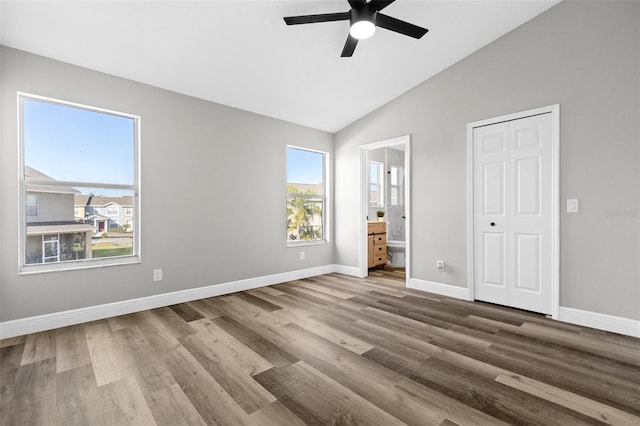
top-left (474, 113), bottom-right (552, 314)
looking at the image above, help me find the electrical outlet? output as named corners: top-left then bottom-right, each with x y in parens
top-left (153, 269), bottom-right (163, 282)
top-left (299, 251), bottom-right (305, 261)
top-left (436, 260), bottom-right (445, 272)
top-left (567, 198), bottom-right (579, 213)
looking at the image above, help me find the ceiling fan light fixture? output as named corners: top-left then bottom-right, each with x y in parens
top-left (350, 19), bottom-right (375, 39)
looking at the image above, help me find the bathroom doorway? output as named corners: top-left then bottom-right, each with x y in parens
top-left (360, 135), bottom-right (411, 285)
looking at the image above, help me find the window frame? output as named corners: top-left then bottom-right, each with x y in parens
top-left (18, 92), bottom-right (141, 273)
top-left (286, 146), bottom-right (329, 247)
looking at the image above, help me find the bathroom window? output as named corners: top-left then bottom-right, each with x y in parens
top-left (369, 161), bottom-right (383, 207)
top-left (390, 165), bottom-right (402, 206)
top-left (287, 146), bottom-right (327, 245)
top-left (20, 93), bottom-right (140, 272)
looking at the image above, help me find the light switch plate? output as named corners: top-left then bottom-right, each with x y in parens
top-left (567, 199), bottom-right (579, 213)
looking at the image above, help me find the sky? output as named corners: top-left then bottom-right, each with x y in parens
top-left (287, 147), bottom-right (324, 184)
top-left (23, 98), bottom-right (135, 194)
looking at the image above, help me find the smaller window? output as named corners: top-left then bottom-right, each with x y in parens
top-left (287, 147), bottom-right (327, 244)
top-left (26, 193), bottom-right (39, 217)
top-left (369, 161), bottom-right (383, 207)
top-left (124, 207), bottom-right (133, 216)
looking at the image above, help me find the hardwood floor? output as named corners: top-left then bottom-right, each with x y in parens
top-left (1, 270), bottom-right (639, 425)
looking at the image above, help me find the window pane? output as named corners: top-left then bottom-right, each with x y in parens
top-left (76, 188), bottom-right (135, 258)
top-left (287, 147), bottom-right (326, 243)
top-left (60, 233), bottom-right (87, 262)
top-left (287, 148), bottom-right (324, 194)
top-left (26, 193), bottom-right (39, 216)
top-left (23, 99), bottom-right (134, 185)
top-left (390, 166), bottom-right (398, 186)
top-left (370, 162), bottom-right (379, 184)
top-left (370, 185), bottom-right (379, 204)
top-left (391, 187), bottom-right (399, 206)
top-left (286, 195), bottom-right (323, 241)
top-left (25, 235), bottom-right (42, 264)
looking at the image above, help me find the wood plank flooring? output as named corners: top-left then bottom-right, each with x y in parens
top-left (1, 270), bottom-right (639, 425)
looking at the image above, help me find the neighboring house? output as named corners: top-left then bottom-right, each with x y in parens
top-left (75, 195), bottom-right (134, 232)
top-left (25, 166), bottom-right (94, 264)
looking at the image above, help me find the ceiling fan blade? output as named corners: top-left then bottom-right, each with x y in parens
top-left (370, 0), bottom-right (395, 12)
top-left (341, 34), bottom-right (358, 57)
top-left (284, 12), bottom-right (350, 25)
top-left (348, 0), bottom-right (367, 8)
top-left (376, 13), bottom-right (428, 39)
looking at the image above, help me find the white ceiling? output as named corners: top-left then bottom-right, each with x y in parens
top-left (0, 0), bottom-right (559, 133)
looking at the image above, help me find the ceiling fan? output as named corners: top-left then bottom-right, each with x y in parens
top-left (283, 0), bottom-right (428, 57)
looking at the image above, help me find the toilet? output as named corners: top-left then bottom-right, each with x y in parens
top-left (386, 240), bottom-right (405, 268)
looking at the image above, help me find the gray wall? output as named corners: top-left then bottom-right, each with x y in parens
top-left (0, 46), bottom-right (333, 321)
top-left (334, 1), bottom-right (640, 320)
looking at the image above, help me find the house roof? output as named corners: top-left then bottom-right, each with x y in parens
top-left (25, 166), bottom-right (80, 195)
top-left (75, 195), bottom-right (134, 207)
top-left (27, 222), bottom-right (95, 236)
top-left (86, 213), bottom-right (110, 220)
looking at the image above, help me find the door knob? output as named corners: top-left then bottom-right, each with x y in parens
top-left (490, 222), bottom-right (496, 227)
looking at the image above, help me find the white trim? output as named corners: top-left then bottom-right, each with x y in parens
top-left (466, 105), bottom-right (560, 318)
top-left (360, 135), bottom-right (411, 287)
top-left (0, 265), bottom-right (337, 339)
top-left (408, 278), bottom-right (471, 300)
top-left (3, 265), bottom-right (637, 339)
top-left (332, 264), bottom-right (363, 277)
top-left (558, 307), bottom-right (640, 338)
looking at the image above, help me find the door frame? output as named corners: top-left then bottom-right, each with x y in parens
top-left (360, 135), bottom-right (411, 287)
top-left (466, 105), bottom-right (560, 319)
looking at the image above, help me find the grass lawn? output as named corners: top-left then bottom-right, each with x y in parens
top-left (92, 245), bottom-right (133, 258)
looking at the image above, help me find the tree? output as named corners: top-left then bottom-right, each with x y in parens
top-left (287, 184), bottom-right (322, 240)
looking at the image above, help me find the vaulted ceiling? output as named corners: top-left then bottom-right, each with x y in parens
top-left (0, 1), bottom-right (559, 132)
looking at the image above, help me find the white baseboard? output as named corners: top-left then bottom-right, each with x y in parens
top-left (558, 306), bottom-right (640, 338)
top-left (331, 264), bottom-right (362, 277)
top-left (0, 264), bottom-right (336, 339)
top-left (4, 266), bottom-right (637, 339)
top-left (408, 278), bottom-right (471, 300)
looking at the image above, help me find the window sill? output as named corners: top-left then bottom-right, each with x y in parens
top-left (19, 255), bottom-right (140, 275)
top-left (287, 240), bottom-right (329, 248)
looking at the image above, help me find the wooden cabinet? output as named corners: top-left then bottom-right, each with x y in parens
top-left (368, 222), bottom-right (387, 268)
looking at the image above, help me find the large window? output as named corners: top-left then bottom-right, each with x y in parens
top-left (286, 147), bottom-right (327, 244)
top-left (20, 94), bottom-right (139, 272)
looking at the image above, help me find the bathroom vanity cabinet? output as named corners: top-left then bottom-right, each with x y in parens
top-left (368, 221), bottom-right (387, 268)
